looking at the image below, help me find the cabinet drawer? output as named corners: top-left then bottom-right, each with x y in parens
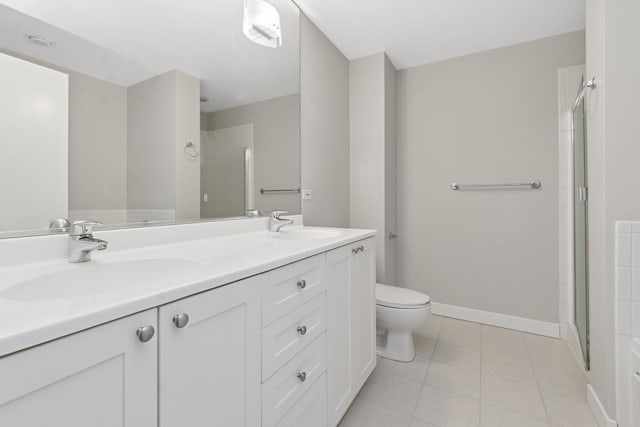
top-left (274, 373), bottom-right (327, 427)
top-left (262, 333), bottom-right (327, 427)
top-left (262, 293), bottom-right (326, 381)
top-left (261, 254), bottom-right (326, 325)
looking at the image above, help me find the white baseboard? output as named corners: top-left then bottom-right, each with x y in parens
top-left (431, 302), bottom-right (560, 338)
top-left (587, 384), bottom-right (618, 427)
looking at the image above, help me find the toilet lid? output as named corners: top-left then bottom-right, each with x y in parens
top-left (376, 283), bottom-right (430, 308)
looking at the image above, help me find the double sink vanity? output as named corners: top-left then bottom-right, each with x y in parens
top-left (0, 216), bottom-right (376, 427)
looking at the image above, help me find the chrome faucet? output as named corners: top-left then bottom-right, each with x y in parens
top-left (69, 220), bottom-right (108, 263)
top-left (269, 211), bottom-right (294, 232)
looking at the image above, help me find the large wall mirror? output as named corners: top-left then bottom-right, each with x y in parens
top-left (0, 0), bottom-right (301, 237)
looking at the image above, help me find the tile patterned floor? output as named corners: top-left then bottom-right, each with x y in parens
top-left (339, 316), bottom-right (597, 427)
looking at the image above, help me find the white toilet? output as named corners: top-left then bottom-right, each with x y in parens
top-left (376, 283), bottom-right (431, 362)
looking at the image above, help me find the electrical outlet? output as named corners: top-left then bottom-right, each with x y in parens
top-left (302, 189), bottom-right (312, 200)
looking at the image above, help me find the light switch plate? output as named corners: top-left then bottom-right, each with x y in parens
top-left (302, 189), bottom-right (312, 200)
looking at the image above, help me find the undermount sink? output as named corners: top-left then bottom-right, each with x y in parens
top-left (271, 228), bottom-right (344, 240)
top-left (1, 258), bottom-right (205, 301)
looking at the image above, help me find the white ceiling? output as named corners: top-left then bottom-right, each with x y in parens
top-left (294, 0), bottom-right (585, 69)
top-left (0, 0), bottom-right (300, 112)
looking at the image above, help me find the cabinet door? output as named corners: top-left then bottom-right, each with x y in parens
top-left (351, 238), bottom-right (376, 387)
top-left (326, 238), bottom-right (376, 427)
top-left (0, 309), bottom-right (158, 427)
top-left (159, 278), bottom-right (261, 427)
top-left (326, 244), bottom-right (354, 426)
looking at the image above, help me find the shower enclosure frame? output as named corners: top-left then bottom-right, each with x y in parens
top-left (570, 76), bottom-right (596, 370)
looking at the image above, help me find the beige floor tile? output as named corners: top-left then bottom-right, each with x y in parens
top-left (339, 398), bottom-right (411, 427)
top-left (413, 385), bottom-right (480, 427)
top-left (481, 351), bottom-right (537, 385)
top-left (358, 370), bottom-right (423, 415)
top-left (376, 356), bottom-right (430, 383)
top-left (480, 403), bottom-right (549, 427)
top-left (481, 371), bottom-right (547, 420)
top-left (343, 320), bottom-right (597, 427)
top-left (531, 350), bottom-right (588, 403)
top-left (414, 335), bottom-right (437, 358)
top-left (532, 350), bottom-right (586, 382)
top-left (426, 360), bottom-right (481, 398)
top-left (482, 325), bottom-right (526, 348)
top-left (415, 315), bottom-right (444, 339)
top-left (439, 318), bottom-right (482, 349)
top-left (481, 325), bottom-right (529, 359)
top-left (524, 332), bottom-right (583, 365)
top-left (482, 342), bottom-right (530, 363)
top-left (433, 341), bottom-right (481, 371)
top-left (542, 395), bottom-right (598, 427)
top-left (538, 374), bottom-right (587, 404)
top-left (409, 417), bottom-right (439, 427)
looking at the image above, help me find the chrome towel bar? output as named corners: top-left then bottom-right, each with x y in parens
top-left (450, 180), bottom-right (541, 191)
top-left (260, 187), bottom-right (301, 194)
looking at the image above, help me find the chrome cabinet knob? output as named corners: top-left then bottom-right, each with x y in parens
top-left (297, 279), bottom-right (306, 289)
top-left (136, 325), bottom-right (155, 343)
top-left (352, 247), bottom-right (359, 254)
top-left (172, 313), bottom-right (190, 328)
top-left (297, 372), bottom-right (307, 382)
top-left (297, 325), bottom-right (308, 335)
top-left (359, 245), bottom-right (364, 252)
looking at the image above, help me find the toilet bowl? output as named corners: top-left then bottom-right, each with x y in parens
top-left (376, 283), bottom-right (431, 362)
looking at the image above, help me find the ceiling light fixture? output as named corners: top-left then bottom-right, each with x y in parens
top-left (242, 0), bottom-right (282, 48)
top-left (26, 35), bottom-right (55, 47)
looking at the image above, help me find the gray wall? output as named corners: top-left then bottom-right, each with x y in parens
top-left (396, 31), bottom-right (585, 323)
top-left (350, 53), bottom-right (386, 278)
top-left (300, 14), bottom-right (350, 227)
top-left (127, 70), bottom-right (200, 219)
top-left (69, 72), bottom-right (127, 211)
top-left (586, 0), bottom-right (640, 417)
top-left (174, 70), bottom-right (201, 221)
top-left (204, 94), bottom-right (300, 216)
top-left (127, 71), bottom-right (177, 211)
top-left (349, 52), bottom-right (398, 284)
top-left (0, 47), bottom-right (129, 212)
top-left (200, 125), bottom-right (254, 218)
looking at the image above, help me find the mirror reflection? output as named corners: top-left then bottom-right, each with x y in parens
top-left (0, 0), bottom-right (300, 236)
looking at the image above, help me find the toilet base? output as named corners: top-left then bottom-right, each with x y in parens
top-left (376, 330), bottom-right (415, 362)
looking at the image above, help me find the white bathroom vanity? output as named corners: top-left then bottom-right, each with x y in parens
top-left (0, 216), bottom-right (376, 427)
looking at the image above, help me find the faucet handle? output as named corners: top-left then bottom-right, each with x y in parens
top-left (270, 210), bottom-right (289, 219)
top-left (70, 220), bottom-right (102, 236)
top-left (49, 218), bottom-right (71, 233)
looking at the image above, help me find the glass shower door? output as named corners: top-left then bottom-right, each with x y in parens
top-left (573, 79), bottom-right (589, 369)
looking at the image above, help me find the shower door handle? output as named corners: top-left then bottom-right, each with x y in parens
top-left (577, 186), bottom-right (588, 203)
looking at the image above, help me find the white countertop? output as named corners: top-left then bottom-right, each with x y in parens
top-left (0, 219), bottom-right (375, 357)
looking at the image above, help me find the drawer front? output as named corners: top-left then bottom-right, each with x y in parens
top-left (261, 254), bottom-right (326, 325)
top-left (262, 333), bottom-right (327, 427)
top-left (274, 373), bottom-right (327, 427)
top-left (262, 294), bottom-right (327, 381)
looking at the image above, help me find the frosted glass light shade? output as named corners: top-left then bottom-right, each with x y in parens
top-left (242, 0), bottom-right (282, 48)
